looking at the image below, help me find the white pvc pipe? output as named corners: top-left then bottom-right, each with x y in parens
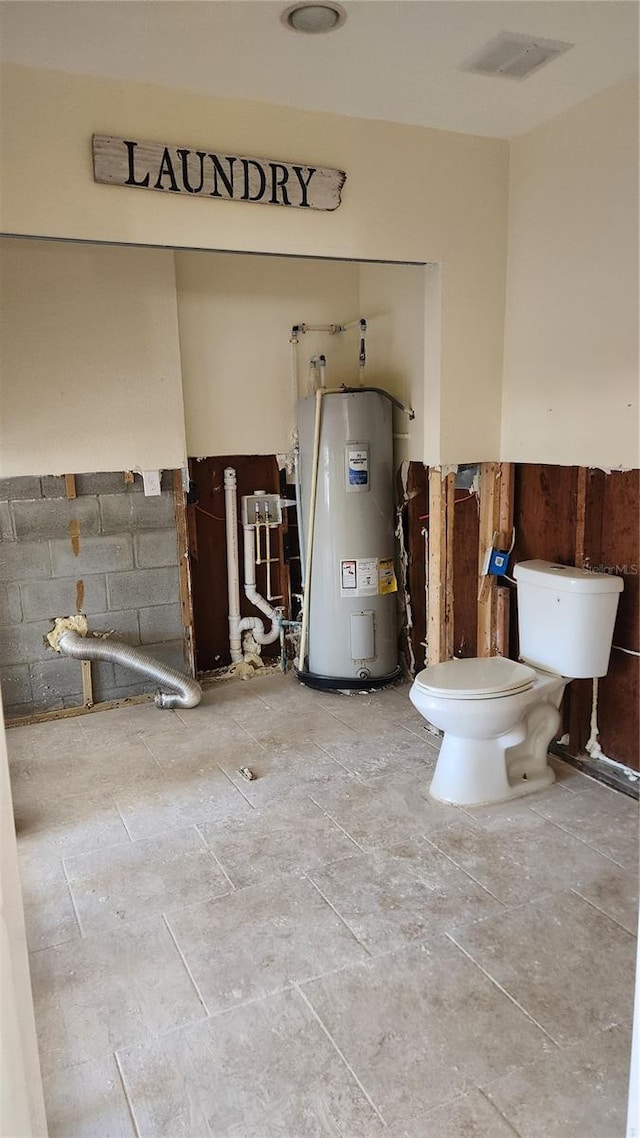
top-left (224, 467), bottom-right (243, 664)
top-left (290, 336), bottom-right (299, 443)
top-left (293, 444), bottom-right (306, 583)
top-left (242, 524), bottom-right (281, 645)
top-left (266, 522), bottom-right (272, 601)
top-left (297, 386), bottom-right (325, 672)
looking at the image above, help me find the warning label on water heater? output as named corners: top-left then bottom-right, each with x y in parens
top-left (340, 558), bottom-right (378, 597)
top-left (378, 558), bottom-right (398, 595)
top-left (340, 557), bottom-right (396, 597)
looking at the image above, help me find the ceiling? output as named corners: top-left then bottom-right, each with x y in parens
top-left (0, 0), bottom-right (637, 139)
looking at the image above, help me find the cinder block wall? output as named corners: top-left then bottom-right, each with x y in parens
top-left (0, 472), bottom-right (186, 718)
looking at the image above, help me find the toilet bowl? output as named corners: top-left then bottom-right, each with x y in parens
top-left (410, 656), bottom-right (566, 805)
top-left (408, 559), bottom-right (623, 807)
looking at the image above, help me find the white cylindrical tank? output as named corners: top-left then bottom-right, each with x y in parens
top-left (514, 559), bottom-right (624, 678)
top-left (297, 389), bottom-right (400, 689)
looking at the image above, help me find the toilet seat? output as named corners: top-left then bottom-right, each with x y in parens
top-left (414, 656), bottom-right (537, 700)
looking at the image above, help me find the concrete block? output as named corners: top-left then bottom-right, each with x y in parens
top-left (0, 584), bottom-right (22, 624)
top-left (100, 491), bottom-right (175, 534)
top-left (0, 665), bottom-right (32, 707)
top-left (0, 621), bottom-right (53, 666)
top-left (12, 497), bottom-right (100, 541)
top-left (106, 567), bottom-right (179, 611)
top-left (0, 502), bottom-right (15, 542)
top-left (75, 472), bottom-right (141, 496)
top-left (97, 681), bottom-right (155, 703)
top-left (0, 476), bottom-right (42, 501)
top-left (90, 664), bottom-right (164, 704)
top-left (21, 576), bottom-right (107, 620)
top-left (86, 610), bottom-right (140, 644)
top-left (90, 660), bottom-right (117, 703)
top-left (5, 702), bottom-right (38, 721)
top-left (134, 529), bottom-right (179, 569)
top-left (30, 657), bottom-right (83, 706)
top-left (145, 639), bottom-right (187, 669)
top-left (50, 534), bottom-right (134, 578)
top-left (41, 475), bottom-right (68, 499)
top-left (0, 542), bottom-right (51, 582)
top-left (139, 603), bottom-right (184, 644)
top-left (111, 638), bottom-right (186, 690)
top-left (110, 660), bottom-right (157, 694)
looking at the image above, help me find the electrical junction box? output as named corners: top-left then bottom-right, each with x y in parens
top-left (487, 548), bottom-right (510, 577)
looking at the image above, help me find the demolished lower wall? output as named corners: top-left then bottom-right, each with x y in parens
top-left (0, 472), bottom-right (186, 718)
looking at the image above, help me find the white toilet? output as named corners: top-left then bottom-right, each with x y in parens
top-left (410, 559), bottom-right (624, 806)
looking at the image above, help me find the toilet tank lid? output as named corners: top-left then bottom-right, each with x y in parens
top-left (514, 560), bottom-right (624, 594)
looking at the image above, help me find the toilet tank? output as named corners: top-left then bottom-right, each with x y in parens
top-left (513, 560), bottom-right (623, 679)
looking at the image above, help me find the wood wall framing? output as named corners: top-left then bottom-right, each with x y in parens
top-left (187, 455), bottom-right (286, 674)
top-left (403, 460), bottom-right (638, 775)
top-left (506, 465), bottom-right (639, 771)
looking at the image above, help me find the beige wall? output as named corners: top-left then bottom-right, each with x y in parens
top-left (6, 67), bottom-right (632, 473)
top-left (358, 262), bottom-right (427, 464)
top-left (502, 79), bottom-right (639, 469)
top-left (0, 64), bottom-right (509, 466)
top-left (176, 252), bottom-right (360, 457)
top-left (0, 238), bottom-right (186, 477)
top-left (0, 697), bottom-right (48, 1137)
top-left (176, 251), bottom-right (429, 460)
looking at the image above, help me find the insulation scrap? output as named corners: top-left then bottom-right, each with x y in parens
top-left (46, 614), bottom-right (88, 652)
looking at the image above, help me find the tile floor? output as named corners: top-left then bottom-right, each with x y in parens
top-left (7, 671), bottom-right (639, 1138)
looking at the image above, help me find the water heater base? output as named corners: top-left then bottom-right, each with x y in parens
top-left (294, 666), bottom-right (402, 692)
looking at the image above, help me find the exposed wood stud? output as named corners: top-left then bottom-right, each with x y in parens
top-left (173, 469), bottom-right (197, 679)
top-left (495, 462), bottom-right (514, 658)
top-left (444, 470), bottom-right (456, 661)
top-left (81, 660), bottom-right (94, 709)
top-left (427, 468), bottom-right (455, 666)
top-left (575, 466), bottom-right (588, 567)
top-left (476, 461), bottom-right (513, 657)
top-left (477, 462), bottom-right (500, 657)
top-left (406, 463), bottom-right (428, 671)
top-left (6, 693), bottom-right (154, 728)
top-left (64, 473), bottom-right (77, 499)
top-left (427, 469), bottom-right (445, 665)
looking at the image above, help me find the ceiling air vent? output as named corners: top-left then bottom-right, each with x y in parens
top-left (461, 31), bottom-right (573, 81)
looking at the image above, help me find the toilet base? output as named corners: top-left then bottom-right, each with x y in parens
top-left (429, 734), bottom-right (555, 805)
top-left (411, 669), bottom-right (565, 808)
top-left (428, 704), bottom-right (559, 807)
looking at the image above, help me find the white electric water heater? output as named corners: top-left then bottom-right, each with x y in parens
top-left (297, 389), bottom-right (400, 690)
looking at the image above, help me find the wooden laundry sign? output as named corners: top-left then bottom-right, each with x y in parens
top-left (92, 135), bottom-right (346, 211)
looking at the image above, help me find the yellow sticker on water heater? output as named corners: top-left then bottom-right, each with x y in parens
top-left (378, 558), bottom-right (397, 595)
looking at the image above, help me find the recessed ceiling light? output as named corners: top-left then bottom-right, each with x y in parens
top-left (282, 2), bottom-right (347, 35)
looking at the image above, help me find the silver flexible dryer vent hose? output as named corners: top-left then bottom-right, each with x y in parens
top-left (58, 630), bottom-right (202, 710)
